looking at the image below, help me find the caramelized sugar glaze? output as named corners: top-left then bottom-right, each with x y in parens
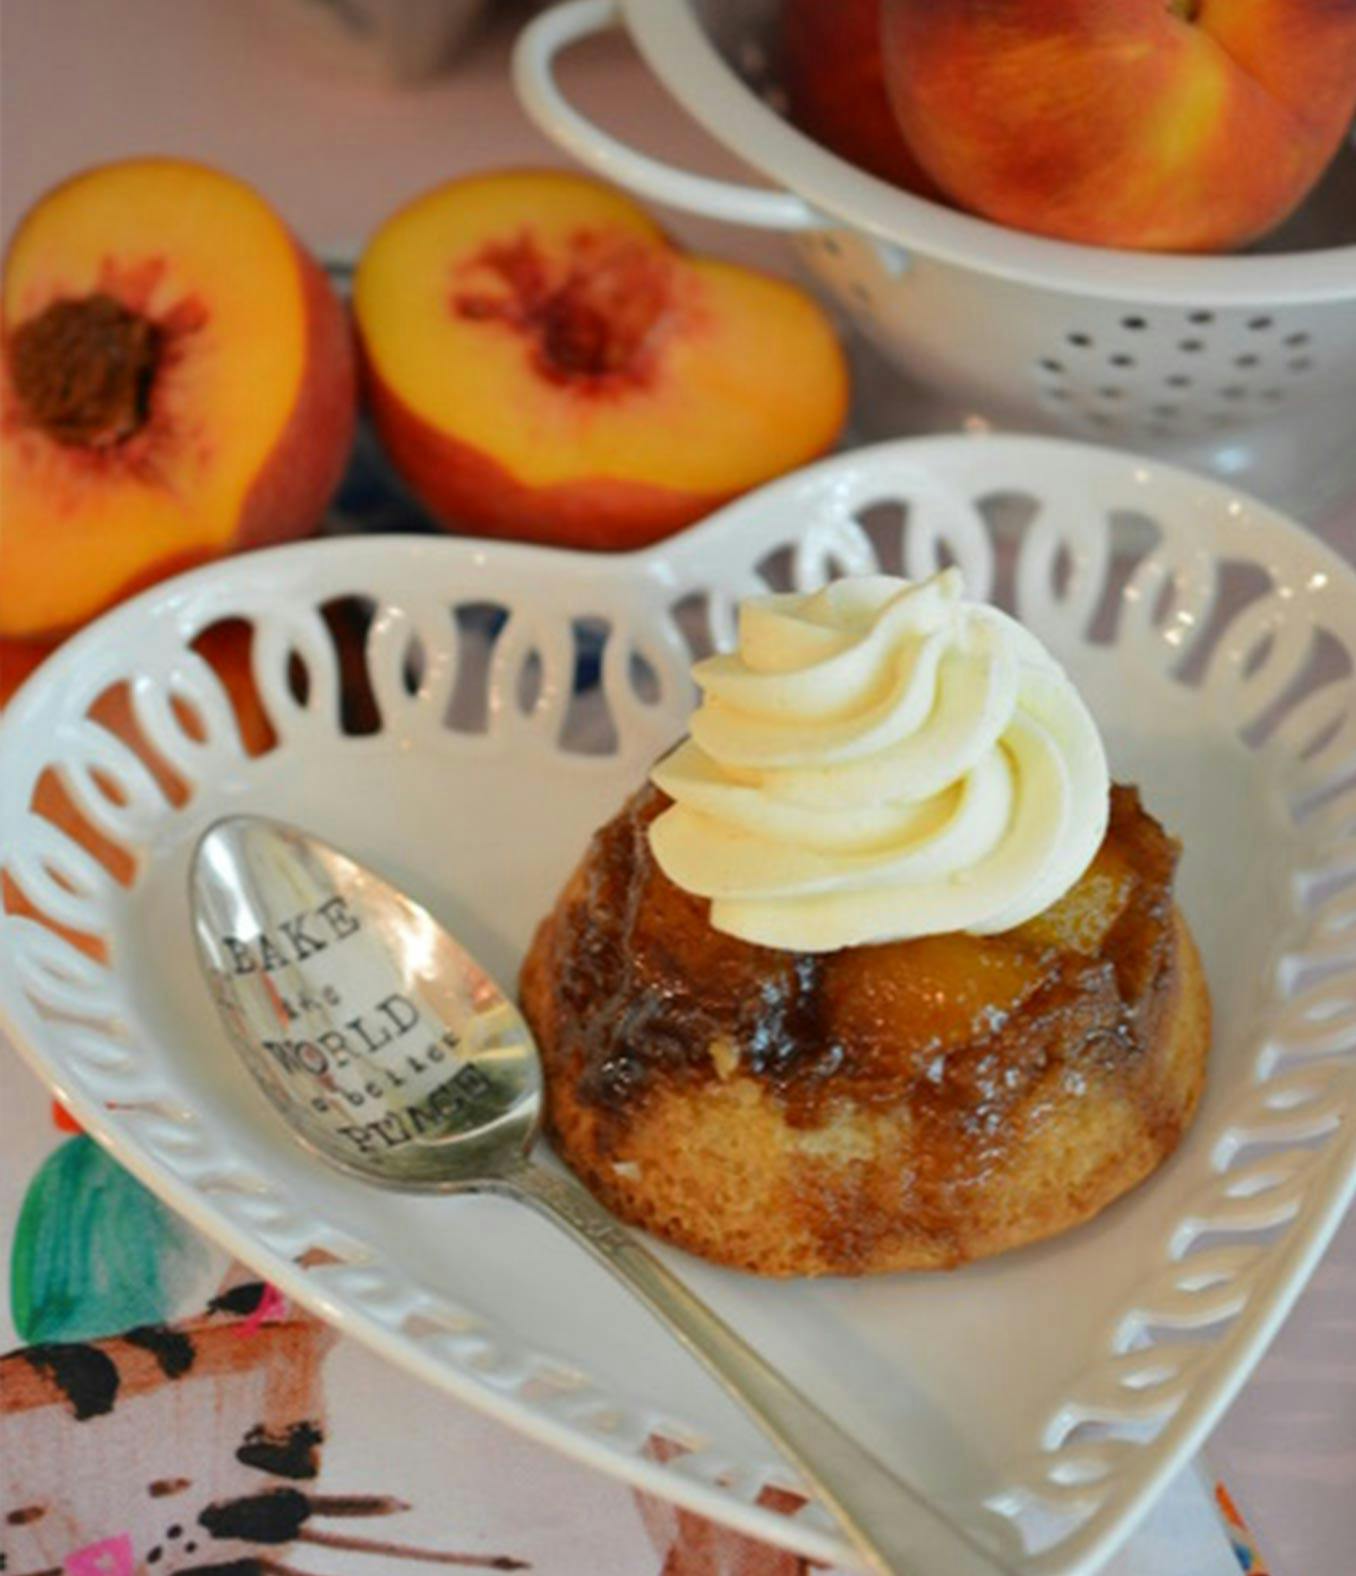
top-left (521, 784), bottom-right (1209, 1274)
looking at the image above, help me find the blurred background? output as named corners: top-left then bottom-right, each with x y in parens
top-left (1, 0), bottom-right (791, 273)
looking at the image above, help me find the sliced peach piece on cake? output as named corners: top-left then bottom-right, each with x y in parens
top-left (354, 169), bottom-right (848, 549)
top-left (1, 158), bottom-right (356, 640)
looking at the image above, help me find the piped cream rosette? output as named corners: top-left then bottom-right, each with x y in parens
top-left (649, 571), bottom-right (1109, 951)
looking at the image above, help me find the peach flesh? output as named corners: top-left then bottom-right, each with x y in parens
top-left (451, 230), bottom-right (675, 388)
top-left (3, 251), bottom-right (215, 499)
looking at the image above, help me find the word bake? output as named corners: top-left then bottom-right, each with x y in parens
top-left (220, 895), bottom-right (361, 975)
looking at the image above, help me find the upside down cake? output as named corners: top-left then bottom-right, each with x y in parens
top-left (521, 571), bottom-right (1209, 1275)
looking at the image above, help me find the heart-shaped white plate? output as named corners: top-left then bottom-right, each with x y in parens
top-left (3, 436), bottom-right (1354, 1573)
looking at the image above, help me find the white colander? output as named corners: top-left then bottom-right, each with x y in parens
top-left (515, 0), bottom-right (1356, 518)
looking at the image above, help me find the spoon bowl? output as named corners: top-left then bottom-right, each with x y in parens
top-left (192, 815), bottom-right (542, 1189)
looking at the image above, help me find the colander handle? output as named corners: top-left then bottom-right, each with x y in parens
top-left (514, 0), bottom-right (826, 231)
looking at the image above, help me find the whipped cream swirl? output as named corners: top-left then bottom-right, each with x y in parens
top-left (649, 570), bottom-right (1109, 951)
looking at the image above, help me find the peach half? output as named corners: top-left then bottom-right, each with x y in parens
top-left (354, 170), bottom-right (849, 550)
top-left (1, 158), bottom-right (356, 640)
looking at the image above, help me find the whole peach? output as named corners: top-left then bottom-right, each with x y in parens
top-left (881, 0), bottom-right (1356, 251)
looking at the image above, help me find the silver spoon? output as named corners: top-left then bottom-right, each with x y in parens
top-left (190, 815), bottom-right (1010, 1576)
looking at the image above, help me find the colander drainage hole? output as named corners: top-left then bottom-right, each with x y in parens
top-left (1067, 332), bottom-right (1093, 347)
top-left (1120, 316), bottom-right (1147, 331)
top-left (1178, 338), bottom-right (1205, 353)
top-left (1110, 353), bottom-right (1135, 367)
top-left (1166, 374), bottom-right (1192, 388)
top-left (1284, 332), bottom-right (1311, 348)
top-left (1187, 310), bottom-right (1214, 324)
top-left (1248, 316), bottom-right (1273, 331)
top-left (1234, 354), bottom-right (1259, 368)
top-left (1289, 357), bottom-right (1314, 372)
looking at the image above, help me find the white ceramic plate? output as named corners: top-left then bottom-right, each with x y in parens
top-left (3, 436), bottom-right (1354, 1574)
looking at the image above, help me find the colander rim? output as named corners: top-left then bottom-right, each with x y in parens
top-left (623, 0), bottom-right (1356, 306)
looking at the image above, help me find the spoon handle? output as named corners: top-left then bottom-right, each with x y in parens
top-left (504, 1160), bottom-right (1012, 1576)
